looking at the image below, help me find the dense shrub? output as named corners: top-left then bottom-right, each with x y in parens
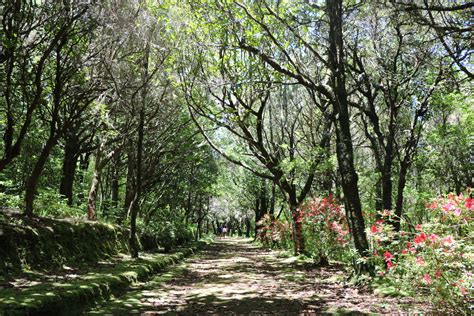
top-left (367, 192), bottom-right (473, 313)
top-left (299, 196), bottom-right (351, 261)
top-left (139, 219), bottom-right (193, 252)
top-left (257, 196), bottom-right (351, 261)
top-left (257, 214), bottom-right (293, 250)
top-left (34, 189), bottom-right (84, 218)
top-left (256, 192), bottom-right (472, 312)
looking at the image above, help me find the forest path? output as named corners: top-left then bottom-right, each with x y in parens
top-left (88, 238), bottom-right (424, 315)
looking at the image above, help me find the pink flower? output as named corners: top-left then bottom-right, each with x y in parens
top-left (415, 256), bottom-right (425, 266)
top-left (414, 233), bottom-right (427, 245)
top-left (435, 269), bottom-right (442, 278)
top-left (386, 261), bottom-right (395, 269)
top-left (423, 274), bottom-right (432, 284)
top-left (465, 197), bottom-right (474, 210)
top-left (428, 234), bottom-right (439, 243)
top-left (442, 235), bottom-right (455, 246)
top-left (442, 202), bottom-right (456, 214)
top-left (401, 249), bottom-right (408, 254)
top-left (370, 224), bottom-right (380, 233)
top-left (384, 251), bottom-right (393, 262)
top-left (400, 231), bottom-right (406, 236)
top-left (460, 287), bottom-right (468, 295)
top-left (453, 208), bottom-right (461, 216)
top-left (415, 224), bottom-right (423, 231)
top-left (427, 202), bottom-right (438, 210)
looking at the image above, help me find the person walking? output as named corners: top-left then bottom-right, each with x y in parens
top-left (222, 226), bottom-right (228, 238)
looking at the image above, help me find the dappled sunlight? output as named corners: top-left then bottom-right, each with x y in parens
top-left (88, 238), bottom-right (430, 314)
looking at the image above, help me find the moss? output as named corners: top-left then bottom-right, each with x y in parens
top-left (0, 216), bottom-right (130, 274)
top-left (0, 241), bottom-right (206, 314)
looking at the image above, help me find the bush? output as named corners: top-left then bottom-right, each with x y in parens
top-left (367, 191), bottom-right (473, 313)
top-left (256, 196), bottom-right (351, 262)
top-left (138, 218), bottom-right (193, 252)
top-left (257, 214), bottom-right (293, 250)
top-left (34, 189), bottom-right (84, 218)
top-left (300, 196), bottom-right (351, 261)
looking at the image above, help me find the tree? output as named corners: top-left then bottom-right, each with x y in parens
top-left (0, 1), bottom-right (90, 173)
top-left (180, 8), bottom-right (333, 253)
top-left (21, 2), bottom-right (99, 216)
top-left (347, 2), bottom-right (445, 230)
top-left (391, 0), bottom-right (473, 79)
top-left (183, 0), bottom-right (369, 258)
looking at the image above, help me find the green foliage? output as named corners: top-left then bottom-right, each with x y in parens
top-left (34, 189), bottom-right (84, 218)
top-left (139, 206), bottom-right (194, 252)
top-left (368, 192), bottom-right (473, 313)
top-left (257, 214), bottom-right (293, 251)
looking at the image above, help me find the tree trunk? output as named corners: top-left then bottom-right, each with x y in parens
top-left (245, 217), bottom-right (251, 238)
top-left (87, 148), bottom-right (102, 221)
top-left (236, 220), bottom-right (243, 236)
top-left (212, 220), bottom-right (217, 235)
top-left (269, 182), bottom-right (276, 220)
top-left (327, 0), bottom-right (369, 261)
top-left (24, 134), bottom-right (61, 217)
top-left (124, 149), bottom-right (136, 213)
top-left (111, 153), bottom-right (120, 209)
top-left (254, 196), bottom-right (261, 238)
top-left (77, 153), bottom-right (90, 203)
top-left (322, 137), bottom-right (333, 196)
top-left (375, 175), bottom-right (383, 212)
top-left (290, 204), bottom-right (305, 256)
top-left (394, 161), bottom-right (409, 232)
top-left (60, 133), bottom-right (79, 205)
top-left (129, 107), bottom-right (144, 258)
top-left (381, 154), bottom-right (393, 211)
top-left (129, 38), bottom-right (150, 259)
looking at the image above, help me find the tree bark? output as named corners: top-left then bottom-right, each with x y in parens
top-left (245, 217), bottom-right (251, 237)
top-left (24, 134), bottom-right (62, 217)
top-left (87, 148), bottom-right (103, 221)
top-left (129, 37), bottom-right (150, 259)
top-left (394, 161), bottom-right (409, 232)
top-left (327, 0), bottom-right (369, 260)
top-left (60, 133), bottom-right (80, 205)
top-left (110, 153), bottom-right (120, 209)
top-left (124, 149), bottom-right (136, 213)
top-left (290, 202), bottom-right (305, 256)
top-left (254, 196), bottom-right (261, 238)
top-left (129, 107), bottom-right (144, 258)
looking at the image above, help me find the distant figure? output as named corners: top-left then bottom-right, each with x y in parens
top-left (222, 226), bottom-right (228, 238)
top-left (217, 226), bottom-right (222, 237)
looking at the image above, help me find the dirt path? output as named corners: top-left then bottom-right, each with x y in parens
top-left (88, 238), bottom-right (426, 315)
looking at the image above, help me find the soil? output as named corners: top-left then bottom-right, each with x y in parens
top-left (88, 237), bottom-right (429, 315)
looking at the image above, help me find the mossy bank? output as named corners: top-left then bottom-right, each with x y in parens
top-left (0, 211), bottom-right (129, 274)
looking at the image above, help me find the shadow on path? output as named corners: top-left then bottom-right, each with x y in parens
top-left (88, 238), bottom-right (426, 315)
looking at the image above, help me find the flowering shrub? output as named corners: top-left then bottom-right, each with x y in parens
top-left (300, 195), bottom-right (351, 261)
top-left (256, 214), bottom-right (293, 249)
top-left (368, 192), bottom-right (473, 313)
top-left (256, 195), bottom-right (350, 261)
